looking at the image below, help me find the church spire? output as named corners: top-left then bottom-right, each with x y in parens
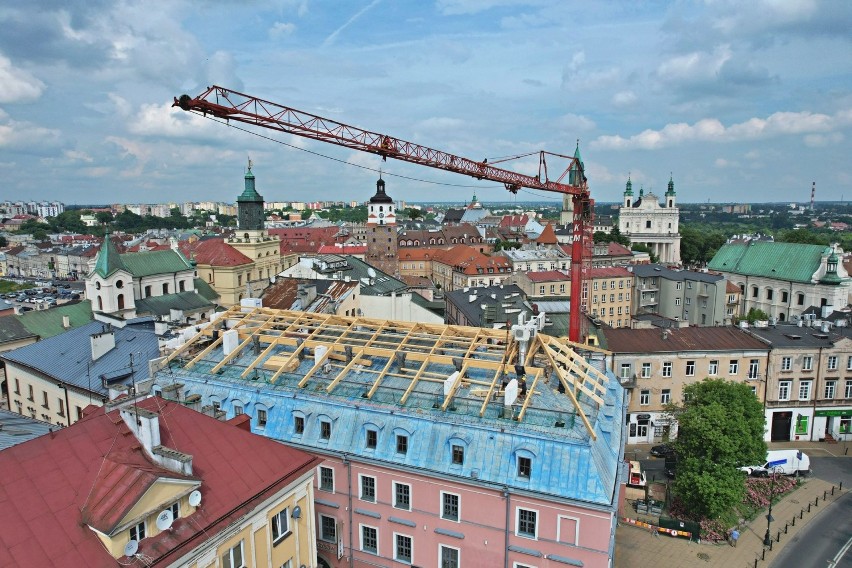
top-left (665, 173), bottom-right (676, 208)
top-left (568, 139), bottom-right (585, 186)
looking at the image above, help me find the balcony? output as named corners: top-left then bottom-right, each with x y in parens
top-left (619, 374), bottom-right (637, 388)
top-left (639, 293), bottom-right (658, 307)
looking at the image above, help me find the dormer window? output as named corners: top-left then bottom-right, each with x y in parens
top-left (129, 521), bottom-right (146, 542)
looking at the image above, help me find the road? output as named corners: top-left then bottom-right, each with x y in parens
top-left (770, 491), bottom-right (852, 568)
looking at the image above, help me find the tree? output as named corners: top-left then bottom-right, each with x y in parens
top-left (95, 211), bottom-right (114, 225)
top-left (670, 378), bottom-right (767, 519)
top-left (630, 243), bottom-right (658, 263)
top-left (404, 207), bottom-right (423, 221)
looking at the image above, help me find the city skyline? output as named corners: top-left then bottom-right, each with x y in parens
top-left (1, 1), bottom-right (850, 205)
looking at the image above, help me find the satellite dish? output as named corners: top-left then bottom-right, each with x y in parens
top-left (156, 509), bottom-right (174, 531)
top-left (188, 490), bottom-right (202, 507)
top-left (367, 267), bottom-right (377, 278)
top-left (124, 540), bottom-right (139, 557)
top-left (292, 505), bottom-right (302, 519)
top-left (504, 378), bottom-right (519, 406)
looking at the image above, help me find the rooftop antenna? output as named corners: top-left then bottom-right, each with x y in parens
top-left (124, 540), bottom-right (139, 557)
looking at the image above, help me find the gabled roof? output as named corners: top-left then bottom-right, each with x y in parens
top-left (181, 238), bottom-right (252, 267)
top-left (0, 398), bottom-right (320, 567)
top-left (708, 242), bottom-right (828, 283)
top-left (535, 223), bottom-right (558, 245)
top-left (120, 249), bottom-right (194, 277)
top-left (193, 277), bottom-right (220, 302)
top-left (0, 302), bottom-right (94, 347)
top-left (135, 291), bottom-right (215, 317)
top-left (0, 409), bottom-right (53, 450)
top-left (92, 237), bottom-right (128, 279)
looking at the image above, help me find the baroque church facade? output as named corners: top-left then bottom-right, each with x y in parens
top-left (618, 176), bottom-right (681, 265)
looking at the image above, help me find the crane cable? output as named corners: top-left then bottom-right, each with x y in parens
top-left (190, 110), bottom-right (561, 199)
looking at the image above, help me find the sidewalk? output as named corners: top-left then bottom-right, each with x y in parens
top-left (615, 440), bottom-right (850, 568)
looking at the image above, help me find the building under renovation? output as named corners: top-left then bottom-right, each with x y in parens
top-left (152, 306), bottom-right (626, 568)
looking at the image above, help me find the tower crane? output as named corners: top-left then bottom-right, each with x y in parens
top-left (174, 86), bottom-right (594, 342)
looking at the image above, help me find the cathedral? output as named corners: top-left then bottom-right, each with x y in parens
top-left (617, 175), bottom-right (681, 265)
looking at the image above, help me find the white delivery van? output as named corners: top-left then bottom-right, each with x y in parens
top-left (739, 449), bottom-right (810, 476)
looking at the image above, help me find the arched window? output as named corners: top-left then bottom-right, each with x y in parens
top-left (97, 296), bottom-right (103, 310)
top-left (115, 280), bottom-right (124, 289)
top-left (117, 294), bottom-right (124, 310)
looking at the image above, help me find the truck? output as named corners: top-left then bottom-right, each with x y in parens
top-left (739, 449), bottom-right (810, 477)
top-left (627, 460), bottom-right (647, 487)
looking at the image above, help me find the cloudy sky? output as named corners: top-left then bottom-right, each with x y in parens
top-left (1, 0), bottom-right (851, 207)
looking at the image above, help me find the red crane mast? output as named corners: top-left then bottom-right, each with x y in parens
top-left (174, 86), bottom-right (593, 342)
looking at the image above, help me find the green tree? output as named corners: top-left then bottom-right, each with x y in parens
top-left (32, 228), bottom-right (48, 241)
top-left (630, 243), bottom-right (659, 263)
top-left (671, 379), bottom-right (767, 519)
top-left (95, 211), bottom-right (114, 225)
top-left (0, 235), bottom-right (7, 247)
top-left (404, 207), bottom-right (424, 221)
top-left (776, 229), bottom-right (829, 246)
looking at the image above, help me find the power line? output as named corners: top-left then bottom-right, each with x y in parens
top-left (193, 112), bottom-right (505, 190)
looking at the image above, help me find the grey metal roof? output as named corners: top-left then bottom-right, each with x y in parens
top-left (343, 256), bottom-right (408, 296)
top-left (446, 284), bottom-right (527, 327)
top-left (0, 409), bottom-right (53, 450)
top-left (0, 320), bottom-right (161, 397)
top-left (630, 263), bottom-right (724, 283)
top-left (743, 322), bottom-right (852, 348)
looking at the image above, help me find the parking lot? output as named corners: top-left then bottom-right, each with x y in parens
top-left (2, 284), bottom-right (83, 312)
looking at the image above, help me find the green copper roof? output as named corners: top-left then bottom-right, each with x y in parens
top-left (92, 238), bottom-right (128, 279)
top-left (18, 301), bottom-right (94, 340)
top-left (135, 291), bottom-right (215, 317)
top-left (568, 140), bottom-right (584, 186)
top-left (624, 176), bottom-right (633, 196)
top-left (237, 165), bottom-right (264, 203)
top-left (193, 277), bottom-right (220, 302)
top-left (666, 175), bottom-right (676, 196)
top-left (708, 242), bottom-right (831, 283)
top-left (120, 249), bottom-right (194, 278)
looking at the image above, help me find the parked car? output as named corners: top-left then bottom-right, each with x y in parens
top-left (16, 294), bottom-right (27, 302)
top-left (650, 443), bottom-right (675, 457)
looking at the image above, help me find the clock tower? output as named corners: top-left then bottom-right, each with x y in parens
top-left (365, 175), bottom-right (399, 276)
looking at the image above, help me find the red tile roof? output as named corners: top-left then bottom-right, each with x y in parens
top-left (433, 245), bottom-right (511, 274)
top-left (726, 280), bottom-right (740, 294)
top-left (0, 398), bottom-right (320, 567)
top-left (527, 270), bottom-right (570, 282)
top-left (590, 266), bottom-right (633, 278)
top-left (180, 238), bottom-right (252, 267)
top-left (317, 243), bottom-right (367, 255)
top-left (535, 223), bottom-right (558, 245)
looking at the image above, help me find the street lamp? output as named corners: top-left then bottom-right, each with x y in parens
top-left (763, 466), bottom-right (782, 547)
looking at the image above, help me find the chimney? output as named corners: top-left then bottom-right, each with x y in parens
top-left (662, 330), bottom-right (669, 340)
top-left (120, 406), bottom-right (193, 475)
top-left (90, 326), bottom-right (116, 361)
top-left (62, 315), bottom-right (71, 329)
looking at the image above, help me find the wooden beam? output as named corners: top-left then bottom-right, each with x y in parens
top-left (537, 336), bottom-right (596, 441)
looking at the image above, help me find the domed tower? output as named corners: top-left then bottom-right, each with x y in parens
top-left (365, 175), bottom-right (399, 276)
top-left (623, 176), bottom-right (634, 208)
top-left (560, 141), bottom-right (585, 225)
top-left (237, 160), bottom-right (265, 234)
top-left (665, 174), bottom-right (676, 208)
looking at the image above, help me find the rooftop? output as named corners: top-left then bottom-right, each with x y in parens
top-left (708, 242), bottom-right (830, 283)
top-left (160, 307), bottom-right (623, 504)
top-left (630, 263), bottom-right (724, 283)
top-left (601, 326), bottom-right (770, 353)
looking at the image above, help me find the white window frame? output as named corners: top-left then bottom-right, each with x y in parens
top-left (685, 360), bottom-right (695, 376)
top-left (441, 491), bottom-right (461, 522)
top-left (847, 356), bottom-right (852, 371)
top-left (515, 507), bottom-right (539, 539)
top-left (360, 523), bottom-right (379, 555)
top-left (748, 359), bottom-right (759, 379)
top-left (708, 360), bottom-right (718, 375)
top-left (846, 380), bottom-right (852, 399)
top-left (730, 360), bottom-right (739, 374)
top-left (778, 381), bottom-right (791, 401)
top-left (781, 357), bottom-right (792, 371)
top-left (221, 540), bottom-right (245, 568)
top-left (393, 481), bottom-right (412, 511)
top-left (824, 380), bottom-right (836, 399)
top-left (799, 380), bottom-right (812, 401)
top-left (257, 408), bottom-right (268, 427)
top-left (319, 466), bottom-right (334, 493)
top-left (271, 507), bottom-right (291, 543)
top-left (803, 355), bottom-right (813, 371)
top-left (556, 514), bottom-right (580, 546)
top-left (827, 356), bottom-right (838, 371)
top-left (359, 474), bottom-right (376, 502)
top-left (641, 363), bottom-right (651, 378)
top-left (394, 532), bottom-right (413, 564)
top-left (620, 363), bottom-right (632, 379)
top-left (640, 390), bottom-right (650, 405)
top-left (129, 520), bottom-right (146, 542)
top-left (661, 389), bottom-right (671, 404)
top-left (662, 362), bottom-right (672, 378)
top-left (439, 544), bottom-right (460, 568)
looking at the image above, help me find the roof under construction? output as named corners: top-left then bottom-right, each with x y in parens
top-left (157, 306), bottom-right (624, 504)
top-left (165, 306), bottom-right (612, 436)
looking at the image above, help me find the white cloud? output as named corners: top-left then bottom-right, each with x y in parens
top-left (128, 102), bottom-right (223, 138)
top-left (804, 132), bottom-right (844, 147)
top-left (612, 91), bottom-right (637, 107)
top-left (0, 115), bottom-right (60, 148)
top-left (591, 109), bottom-right (851, 150)
top-left (0, 55), bottom-right (44, 103)
top-left (270, 22), bottom-right (297, 38)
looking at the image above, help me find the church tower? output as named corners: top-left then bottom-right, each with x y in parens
top-left (623, 176), bottom-right (634, 208)
top-left (560, 141), bottom-right (585, 226)
top-left (665, 174), bottom-right (676, 208)
top-left (365, 175), bottom-right (399, 276)
top-left (228, 159), bottom-right (281, 300)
